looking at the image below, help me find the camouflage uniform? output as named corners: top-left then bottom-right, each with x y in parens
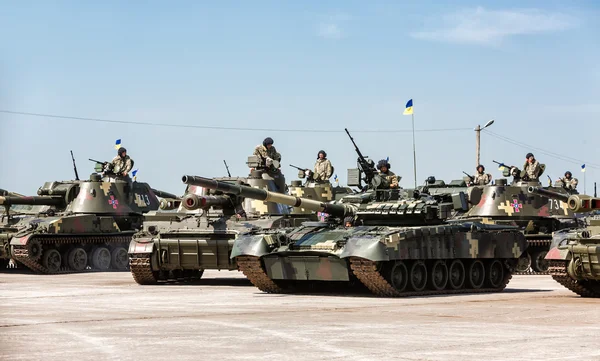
top-left (111, 155), bottom-right (133, 175)
top-left (522, 160), bottom-right (541, 181)
top-left (380, 171), bottom-right (399, 188)
top-left (313, 159), bottom-right (333, 182)
top-left (253, 145), bottom-right (281, 164)
top-left (558, 177), bottom-right (578, 190)
top-left (473, 172), bottom-right (491, 185)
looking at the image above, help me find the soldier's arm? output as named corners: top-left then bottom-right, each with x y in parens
top-left (390, 175), bottom-right (399, 188)
top-left (123, 159), bottom-right (133, 173)
top-left (273, 148), bottom-right (281, 162)
top-left (325, 161), bottom-right (332, 178)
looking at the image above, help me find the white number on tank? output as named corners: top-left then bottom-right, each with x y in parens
top-left (549, 199), bottom-right (561, 209)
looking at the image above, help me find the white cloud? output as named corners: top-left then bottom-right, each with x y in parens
top-left (411, 6), bottom-right (578, 45)
top-left (316, 13), bottom-right (351, 40)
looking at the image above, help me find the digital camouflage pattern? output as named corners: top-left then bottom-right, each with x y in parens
top-left (523, 159), bottom-right (542, 181)
top-left (473, 172), bottom-right (491, 185)
top-left (313, 158), bottom-right (333, 182)
top-left (111, 154), bottom-right (133, 175)
top-left (380, 170), bottom-right (399, 188)
top-left (2, 164), bottom-right (170, 274)
top-left (556, 177), bottom-right (578, 190)
top-left (253, 144), bottom-right (281, 163)
top-left (542, 193), bottom-right (600, 297)
top-left (189, 175), bottom-right (527, 297)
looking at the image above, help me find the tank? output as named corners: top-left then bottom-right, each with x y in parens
top-left (0, 190), bottom-right (38, 269)
top-left (184, 171), bottom-right (527, 297)
top-left (3, 163), bottom-right (173, 274)
top-left (528, 190), bottom-right (600, 297)
top-left (451, 165), bottom-right (580, 275)
top-left (128, 157), bottom-right (355, 285)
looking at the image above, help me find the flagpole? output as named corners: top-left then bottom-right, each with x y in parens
top-left (412, 113), bottom-right (417, 188)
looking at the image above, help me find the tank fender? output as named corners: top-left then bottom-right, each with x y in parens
top-left (10, 234), bottom-right (32, 246)
top-left (231, 234), bottom-right (277, 259)
top-left (339, 235), bottom-right (390, 262)
top-left (128, 237), bottom-right (155, 255)
top-left (545, 246), bottom-right (571, 261)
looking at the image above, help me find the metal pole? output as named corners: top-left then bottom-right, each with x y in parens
top-left (584, 172), bottom-right (586, 194)
top-left (475, 125), bottom-right (481, 167)
top-left (412, 113), bottom-right (417, 188)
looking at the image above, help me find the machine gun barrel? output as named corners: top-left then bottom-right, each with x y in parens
top-left (0, 195), bottom-right (63, 207)
top-left (151, 189), bottom-right (179, 200)
top-left (181, 175), bottom-right (353, 217)
top-left (181, 194), bottom-right (233, 210)
top-left (527, 186), bottom-right (570, 203)
top-left (289, 164), bottom-right (309, 171)
top-left (88, 158), bottom-right (107, 164)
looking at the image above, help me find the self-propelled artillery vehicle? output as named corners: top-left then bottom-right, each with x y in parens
top-left (2, 159), bottom-right (172, 273)
top-left (529, 187), bottom-right (600, 297)
top-left (128, 156), bottom-right (354, 284)
top-left (452, 161), bottom-right (580, 274)
top-left (184, 130), bottom-right (527, 297)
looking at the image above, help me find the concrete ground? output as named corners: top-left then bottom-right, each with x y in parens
top-left (1, 271), bottom-right (599, 361)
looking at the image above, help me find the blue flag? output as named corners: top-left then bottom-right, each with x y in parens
top-left (403, 99), bottom-right (413, 115)
top-left (581, 164), bottom-right (586, 173)
top-left (114, 139), bottom-right (122, 150)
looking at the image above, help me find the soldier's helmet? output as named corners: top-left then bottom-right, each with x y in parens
top-left (263, 137), bottom-right (274, 146)
top-left (565, 171), bottom-right (572, 178)
top-left (118, 147), bottom-right (127, 156)
top-left (477, 164), bottom-right (485, 172)
top-left (377, 159), bottom-right (390, 170)
top-left (317, 150), bottom-right (327, 159)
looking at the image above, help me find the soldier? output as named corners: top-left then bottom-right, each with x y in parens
top-left (253, 137), bottom-right (281, 167)
top-left (376, 159), bottom-right (399, 188)
top-left (522, 153), bottom-right (542, 181)
top-left (470, 164), bottom-right (492, 186)
top-left (557, 171), bottom-right (578, 190)
top-left (313, 150), bottom-right (333, 183)
top-left (110, 147), bottom-right (133, 177)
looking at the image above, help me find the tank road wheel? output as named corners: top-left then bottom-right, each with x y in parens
top-left (447, 260), bottom-right (465, 290)
top-left (67, 248), bottom-right (88, 272)
top-left (389, 261), bottom-right (409, 293)
top-left (91, 247), bottom-right (111, 270)
top-left (409, 261), bottom-right (428, 292)
top-left (485, 260), bottom-right (504, 288)
top-left (42, 249), bottom-right (62, 273)
top-left (27, 239), bottom-right (43, 261)
top-left (531, 250), bottom-right (549, 273)
top-left (111, 247), bottom-right (129, 271)
top-left (428, 260), bottom-right (448, 291)
top-left (516, 253), bottom-right (531, 272)
top-left (467, 260), bottom-right (485, 289)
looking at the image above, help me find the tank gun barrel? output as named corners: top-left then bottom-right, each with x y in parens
top-left (181, 194), bottom-right (233, 210)
top-left (565, 194), bottom-right (600, 213)
top-left (527, 186), bottom-right (570, 202)
top-left (0, 195), bottom-right (63, 207)
top-left (151, 189), bottom-right (179, 200)
top-left (181, 175), bottom-right (353, 217)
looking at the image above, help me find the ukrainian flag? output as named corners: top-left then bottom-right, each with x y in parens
top-left (403, 99), bottom-right (413, 115)
top-left (132, 169), bottom-right (138, 181)
top-left (581, 164), bottom-right (586, 173)
top-left (114, 139), bottom-right (122, 149)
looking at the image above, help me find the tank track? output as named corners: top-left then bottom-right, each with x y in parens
top-left (348, 258), bottom-right (513, 297)
top-left (235, 256), bottom-right (514, 297)
top-left (548, 260), bottom-right (600, 297)
top-left (12, 234), bottom-right (131, 274)
top-left (514, 238), bottom-right (551, 276)
top-left (129, 254), bottom-right (159, 285)
top-left (235, 256), bottom-right (285, 293)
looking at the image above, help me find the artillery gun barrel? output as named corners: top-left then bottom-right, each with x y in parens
top-left (565, 194), bottom-right (600, 213)
top-left (527, 186), bottom-right (569, 202)
top-left (181, 175), bottom-right (353, 217)
top-left (151, 189), bottom-right (179, 200)
top-left (0, 195), bottom-right (63, 207)
top-left (181, 194), bottom-right (233, 210)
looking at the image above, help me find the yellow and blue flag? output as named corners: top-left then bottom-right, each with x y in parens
top-left (334, 174), bottom-right (339, 185)
top-left (114, 139), bottom-right (122, 150)
top-left (403, 99), bottom-right (413, 115)
top-left (581, 164), bottom-right (586, 173)
top-left (132, 169), bottom-right (138, 181)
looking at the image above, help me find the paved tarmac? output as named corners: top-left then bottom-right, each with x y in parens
top-left (1, 271), bottom-right (599, 361)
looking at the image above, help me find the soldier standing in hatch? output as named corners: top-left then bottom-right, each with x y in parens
top-left (376, 159), bottom-right (399, 188)
top-left (557, 171), bottom-right (578, 190)
top-left (110, 147), bottom-right (133, 177)
top-left (522, 153), bottom-right (542, 181)
top-left (313, 150), bottom-right (333, 183)
top-left (253, 137), bottom-right (286, 192)
top-left (471, 164), bottom-right (492, 186)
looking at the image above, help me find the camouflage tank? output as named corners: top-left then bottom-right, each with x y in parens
top-left (2, 160), bottom-right (174, 274)
top-left (0, 189), bottom-right (35, 269)
top-left (180, 130), bottom-right (527, 297)
top-left (528, 188), bottom-right (600, 297)
top-left (128, 156), bottom-right (354, 285)
top-left (452, 162), bottom-right (580, 274)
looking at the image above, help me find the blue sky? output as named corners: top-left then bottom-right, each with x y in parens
top-left (1, 0), bottom-right (599, 196)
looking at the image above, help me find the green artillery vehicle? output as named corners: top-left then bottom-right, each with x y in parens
top-left (452, 161), bottom-right (580, 274)
top-left (183, 129), bottom-right (527, 297)
top-left (128, 157), bottom-right (354, 284)
top-left (528, 187), bottom-right (600, 297)
top-left (0, 189), bottom-right (35, 269)
top-left (1, 158), bottom-right (175, 274)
